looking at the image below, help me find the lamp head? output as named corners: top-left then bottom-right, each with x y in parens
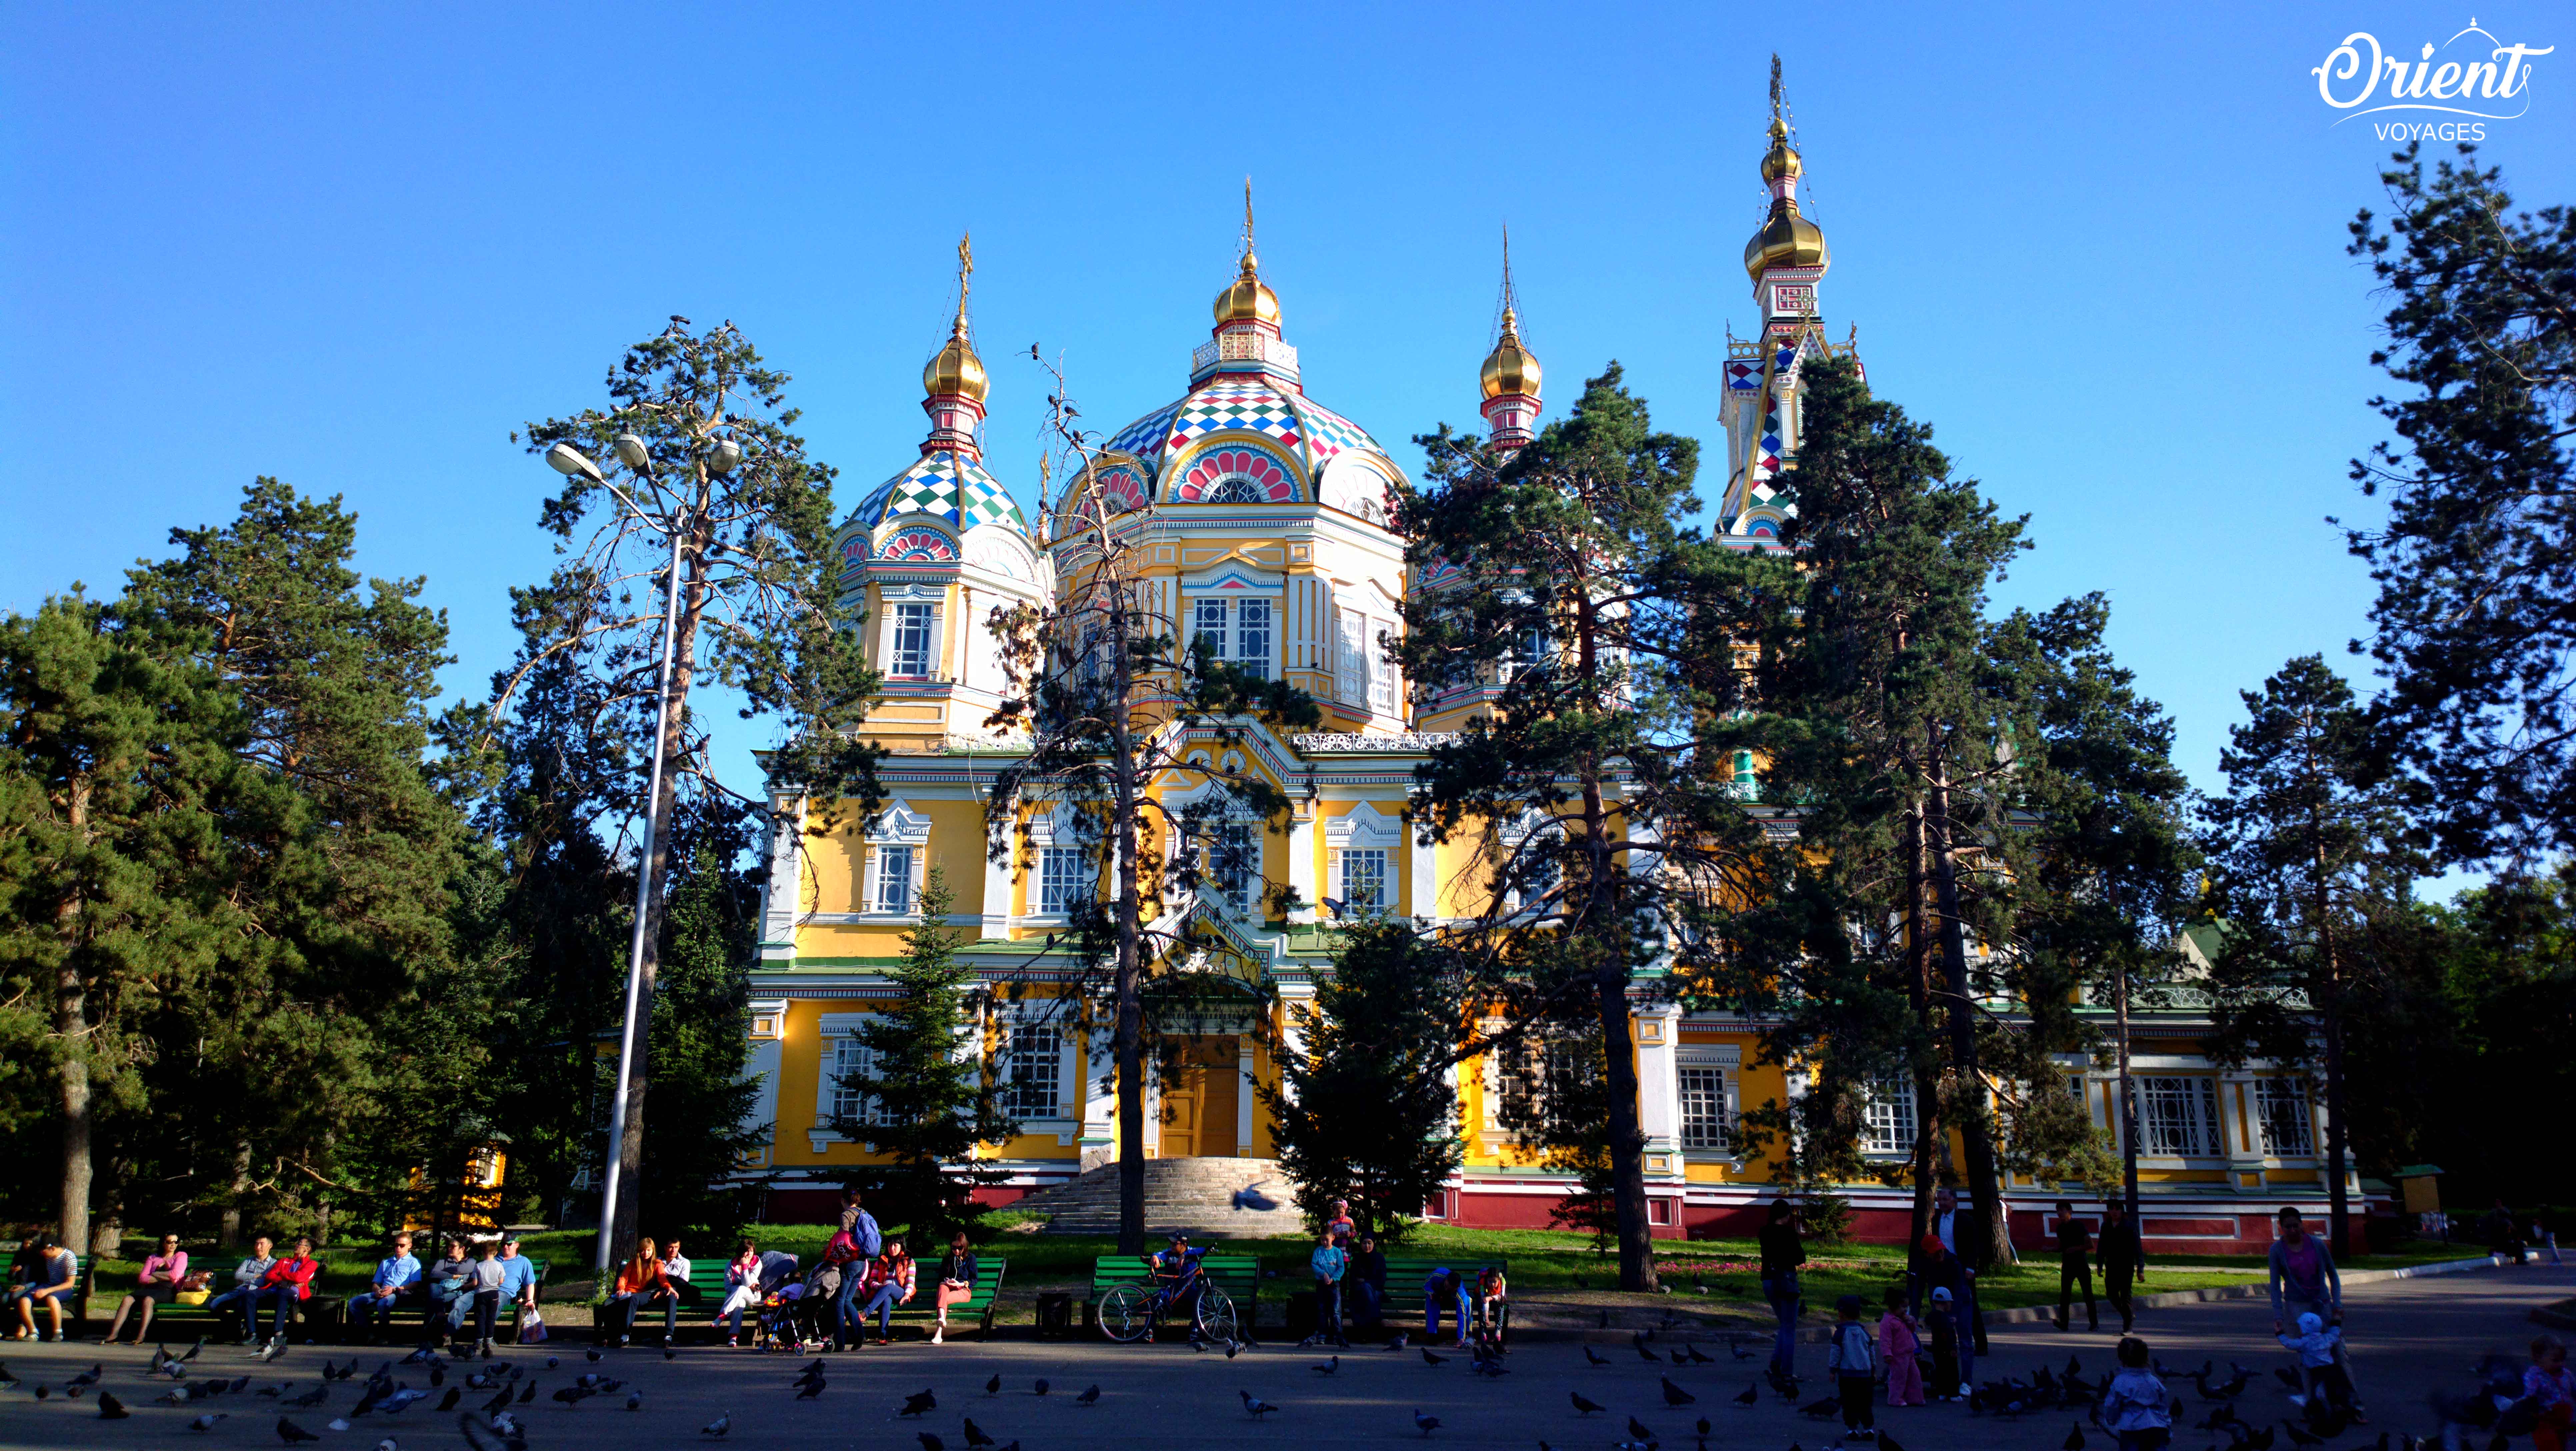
top-left (613, 433), bottom-right (652, 470)
top-left (545, 442), bottom-right (603, 482)
top-left (706, 438), bottom-right (743, 475)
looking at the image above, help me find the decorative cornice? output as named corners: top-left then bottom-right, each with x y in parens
top-left (1293, 731), bottom-right (1459, 754)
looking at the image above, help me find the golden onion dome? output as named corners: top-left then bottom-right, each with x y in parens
top-left (1213, 252), bottom-right (1282, 326)
top-left (1744, 117), bottom-right (1829, 282)
top-left (1479, 308), bottom-right (1542, 400)
top-left (922, 317), bottom-right (988, 402)
top-left (1743, 203), bottom-right (1829, 282)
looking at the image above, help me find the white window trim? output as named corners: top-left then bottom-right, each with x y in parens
top-left (811, 1011), bottom-right (882, 1150)
top-left (1164, 779), bottom-right (1266, 919)
top-left (2134, 1074), bottom-right (2227, 1162)
top-left (1326, 803), bottom-right (1402, 917)
top-left (993, 1015), bottom-right (1074, 1137)
top-left (2253, 1077), bottom-right (2318, 1160)
top-left (1860, 1073), bottom-right (1917, 1159)
top-left (859, 800), bottom-right (933, 920)
top-left (1020, 805), bottom-right (1090, 924)
top-left (876, 584), bottom-right (946, 681)
top-left (1676, 1044), bottom-right (1743, 1157)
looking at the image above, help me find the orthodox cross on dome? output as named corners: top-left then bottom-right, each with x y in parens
top-left (1240, 176), bottom-right (1257, 271)
top-left (955, 231), bottom-right (974, 334)
top-left (919, 230), bottom-right (990, 458)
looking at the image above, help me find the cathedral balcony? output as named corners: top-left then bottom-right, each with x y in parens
top-left (1190, 330), bottom-right (1299, 387)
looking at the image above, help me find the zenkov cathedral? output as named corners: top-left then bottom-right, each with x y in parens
top-left (735, 89), bottom-right (2369, 1254)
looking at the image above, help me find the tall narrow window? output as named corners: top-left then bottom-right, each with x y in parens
top-left (828, 1038), bottom-right (881, 1126)
top-left (889, 602), bottom-right (937, 678)
top-left (1235, 600), bottom-right (1271, 681)
top-left (2254, 1078), bottom-right (2314, 1156)
top-left (1369, 624), bottom-right (1398, 712)
top-left (1862, 1074), bottom-right (1917, 1154)
top-left (1335, 611), bottom-right (1366, 705)
top-left (999, 1024), bottom-right (1063, 1118)
top-left (1193, 599), bottom-right (1228, 662)
top-left (875, 845), bottom-right (915, 914)
top-left (1198, 820), bottom-right (1258, 914)
top-left (1679, 1066), bottom-right (1733, 1150)
top-left (1339, 847), bottom-right (1389, 914)
top-left (1039, 846), bottom-right (1090, 915)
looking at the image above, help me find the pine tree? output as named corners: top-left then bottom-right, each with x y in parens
top-left (1256, 921), bottom-right (1464, 1242)
top-left (501, 319), bottom-right (879, 1263)
top-left (1396, 363), bottom-right (1774, 1293)
top-left (2344, 146), bottom-right (2576, 863)
top-left (643, 845), bottom-right (767, 1240)
top-left (2201, 656), bottom-right (2423, 1256)
top-left (985, 350), bottom-right (1317, 1255)
top-left (840, 868), bottom-right (1013, 1239)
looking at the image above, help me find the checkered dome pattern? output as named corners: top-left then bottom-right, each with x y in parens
top-left (851, 449), bottom-right (1026, 531)
top-left (1101, 384), bottom-right (1391, 484)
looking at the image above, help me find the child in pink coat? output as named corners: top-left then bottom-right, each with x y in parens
top-left (1879, 1285), bottom-right (1927, 1407)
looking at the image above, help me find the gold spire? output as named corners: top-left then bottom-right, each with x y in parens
top-left (1480, 226), bottom-right (1542, 401)
top-left (923, 231), bottom-right (989, 401)
top-left (1213, 176), bottom-right (1283, 326)
top-left (1743, 56), bottom-right (1829, 282)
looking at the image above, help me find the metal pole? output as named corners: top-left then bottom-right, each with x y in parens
top-left (594, 522), bottom-right (686, 1275)
top-left (2116, 956), bottom-right (2140, 1221)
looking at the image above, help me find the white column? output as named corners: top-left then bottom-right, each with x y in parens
top-left (980, 837), bottom-right (1015, 940)
top-left (1408, 817), bottom-right (1439, 924)
top-left (1635, 1004), bottom-right (1682, 1167)
top-left (1237, 1036), bottom-right (1258, 1157)
top-left (1276, 988), bottom-right (1315, 1106)
top-left (757, 794), bottom-right (805, 963)
top-left (1079, 1018), bottom-right (1117, 1173)
top-left (1287, 808), bottom-right (1318, 924)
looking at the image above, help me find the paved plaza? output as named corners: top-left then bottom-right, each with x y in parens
top-left (4, 1262), bottom-right (2568, 1451)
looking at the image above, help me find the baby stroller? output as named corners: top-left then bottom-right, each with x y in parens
top-left (761, 1257), bottom-right (837, 1351)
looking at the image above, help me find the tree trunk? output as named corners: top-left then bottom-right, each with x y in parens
top-left (1926, 748), bottom-right (2011, 1268)
top-left (608, 526), bottom-right (707, 1264)
top-left (221, 1142), bottom-right (250, 1248)
top-left (1595, 952), bottom-right (1659, 1292)
top-left (2305, 720), bottom-right (2353, 1258)
top-left (55, 774), bottom-right (93, 1262)
top-left (1109, 605), bottom-right (1147, 1259)
top-left (1904, 796), bottom-right (1940, 1250)
top-left (2115, 956), bottom-right (2140, 1221)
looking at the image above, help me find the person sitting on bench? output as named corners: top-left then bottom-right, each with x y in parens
top-left (207, 1235), bottom-right (276, 1343)
top-left (102, 1233), bottom-right (189, 1345)
top-left (346, 1233), bottom-right (422, 1342)
top-left (250, 1237), bottom-right (320, 1346)
top-left (1148, 1232), bottom-right (1210, 1346)
top-left (604, 1238), bottom-right (675, 1348)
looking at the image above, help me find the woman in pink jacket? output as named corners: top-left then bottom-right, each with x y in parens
top-left (1879, 1286), bottom-right (1926, 1407)
top-left (102, 1234), bottom-right (189, 1344)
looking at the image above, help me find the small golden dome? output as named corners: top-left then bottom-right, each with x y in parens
top-left (922, 317), bottom-right (988, 402)
top-left (1213, 252), bottom-right (1282, 326)
top-left (1479, 307), bottom-right (1542, 400)
top-left (1759, 118), bottom-right (1802, 184)
top-left (1743, 202), bottom-right (1829, 282)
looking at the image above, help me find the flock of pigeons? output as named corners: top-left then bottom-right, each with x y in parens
top-left (0, 1316), bottom-right (2519, 1451)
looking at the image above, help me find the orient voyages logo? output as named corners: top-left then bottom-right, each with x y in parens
top-left (2313, 18), bottom-right (2552, 138)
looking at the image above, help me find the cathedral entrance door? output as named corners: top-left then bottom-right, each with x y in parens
top-left (1159, 1036), bottom-right (1239, 1158)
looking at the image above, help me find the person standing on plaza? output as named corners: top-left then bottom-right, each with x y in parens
top-left (1878, 1286), bottom-right (1924, 1407)
top-left (2268, 1207), bottom-right (2358, 1408)
top-left (344, 1232), bottom-right (422, 1343)
top-left (1929, 1187), bottom-right (1989, 1355)
top-left (1760, 1198), bottom-right (1807, 1388)
top-left (2101, 1335), bottom-right (2176, 1451)
top-left (2055, 1200), bottom-right (2099, 1332)
top-left (1924, 1286), bottom-right (1962, 1401)
top-left (2101, 1200), bottom-right (2147, 1333)
top-left (1828, 1293), bottom-right (1878, 1444)
top-left (1306, 1230), bottom-right (1348, 1348)
top-left (1912, 1235), bottom-right (1977, 1394)
top-left (101, 1232), bottom-right (189, 1344)
top-left (833, 1189), bottom-right (882, 1352)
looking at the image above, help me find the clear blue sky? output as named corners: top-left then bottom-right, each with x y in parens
top-left (5, 2), bottom-right (2570, 836)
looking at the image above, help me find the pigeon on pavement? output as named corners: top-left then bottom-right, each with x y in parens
top-left (277, 1418), bottom-right (322, 1444)
top-left (191, 1412), bottom-right (230, 1431)
top-left (1414, 1409), bottom-right (1442, 1436)
top-left (1571, 1392), bottom-right (1607, 1416)
top-left (1664, 1376), bottom-right (1697, 1406)
top-left (1075, 1384), bottom-right (1101, 1406)
top-left (98, 1390), bottom-right (130, 1419)
top-left (1241, 1390), bottom-right (1280, 1419)
top-left (701, 1413), bottom-right (731, 1436)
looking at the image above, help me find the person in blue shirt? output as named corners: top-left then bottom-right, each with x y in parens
top-left (492, 1236), bottom-right (541, 1342)
top-left (1148, 1233), bottom-right (1210, 1346)
top-left (1423, 1265), bottom-right (1473, 1349)
top-left (1305, 1232), bottom-right (1349, 1349)
top-left (421, 1239), bottom-right (472, 1339)
top-left (345, 1232), bottom-right (423, 1342)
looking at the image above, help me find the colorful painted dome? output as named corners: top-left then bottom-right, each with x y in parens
top-left (850, 448), bottom-right (1026, 532)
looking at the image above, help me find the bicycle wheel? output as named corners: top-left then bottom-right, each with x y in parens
top-left (1099, 1286), bottom-right (1153, 1343)
top-left (1198, 1288), bottom-right (1239, 1344)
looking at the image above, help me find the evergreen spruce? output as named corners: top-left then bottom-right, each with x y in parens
top-left (841, 868), bottom-right (1013, 1239)
top-left (1257, 921), bottom-right (1464, 1241)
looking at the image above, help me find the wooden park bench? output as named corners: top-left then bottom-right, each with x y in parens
top-left (1371, 1254), bottom-right (1512, 1342)
top-left (1084, 1253), bottom-right (1260, 1341)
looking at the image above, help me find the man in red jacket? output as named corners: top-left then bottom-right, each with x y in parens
top-left (252, 1236), bottom-right (320, 1345)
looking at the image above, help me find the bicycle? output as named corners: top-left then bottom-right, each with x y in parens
top-left (1099, 1278), bottom-right (1238, 1344)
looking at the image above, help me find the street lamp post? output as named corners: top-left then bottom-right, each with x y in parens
top-left (546, 431), bottom-right (739, 1275)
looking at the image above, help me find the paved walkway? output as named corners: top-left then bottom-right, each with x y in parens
top-left (3, 1261), bottom-right (2567, 1450)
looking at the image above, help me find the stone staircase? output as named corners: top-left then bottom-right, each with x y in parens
top-left (1010, 1156), bottom-right (1308, 1239)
